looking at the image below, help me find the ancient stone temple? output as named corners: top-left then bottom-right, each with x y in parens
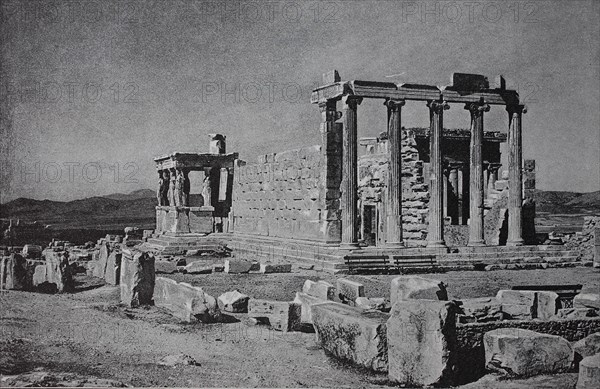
top-left (154, 134), bottom-right (237, 234)
top-left (223, 71), bottom-right (550, 270)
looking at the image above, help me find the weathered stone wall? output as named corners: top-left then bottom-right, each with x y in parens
top-left (455, 317), bottom-right (600, 384)
top-left (565, 216), bottom-right (600, 262)
top-left (358, 130), bottom-right (429, 247)
top-left (231, 145), bottom-right (339, 242)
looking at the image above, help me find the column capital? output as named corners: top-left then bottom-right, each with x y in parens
top-left (342, 95), bottom-right (363, 108)
top-left (384, 98), bottom-right (406, 110)
top-left (506, 104), bottom-right (527, 116)
top-left (465, 101), bottom-right (491, 116)
top-left (427, 100), bottom-right (450, 113)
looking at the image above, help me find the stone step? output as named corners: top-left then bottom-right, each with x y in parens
top-left (454, 245), bottom-right (566, 253)
top-left (439, 255), bottom-right (580, 266)
top-left (441, 250), bottom-right (576, 260)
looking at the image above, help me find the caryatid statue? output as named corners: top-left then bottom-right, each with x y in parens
top-left (182, 169), bottom-right (190, 206)
top-left (169, 169), bottom-right (177, 206)
top-left (158, 171), bottom-right (170, 206)
top-left (174, 168), bottom-right (185, 206)
top-left (201, 168), bottom-right (212, 207)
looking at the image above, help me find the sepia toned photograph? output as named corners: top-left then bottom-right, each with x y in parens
top-left (1, 1), bottom-right (599, 388)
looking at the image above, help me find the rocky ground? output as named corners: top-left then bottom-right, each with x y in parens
top-left (1, 265), bottom-right (599, 388)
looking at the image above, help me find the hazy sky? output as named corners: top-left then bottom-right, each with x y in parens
top-left (1, 0), bottom-right (598, 202)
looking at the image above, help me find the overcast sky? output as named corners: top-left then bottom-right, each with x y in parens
top-left (1, 0), bottom-right (598, 202)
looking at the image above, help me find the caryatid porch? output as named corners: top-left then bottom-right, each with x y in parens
top-left (311, 71), bottom-right (526, 250)
top-left (154, 134), bottom-right (238, 235)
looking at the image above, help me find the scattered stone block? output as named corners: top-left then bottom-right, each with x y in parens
top-left (302, 279), bottom-right (335, 300)
top-left (484, 328), bottom-right (573, 377)
top-left (39, 250), bottom-right (74, 293)
top-left (0, 254), bottom-right (29, 290)
top-left (259, 263), bottom-right (292, 273)
top-left (355, 297), bottom-right (387, 311)
top-left (247, 299), bottom-right (300, 332)
top-left (459, 297), bottom-right (504, 322)
top-left (154, 277), bottom-right (221, 322)
top-left (217, 290), bottom-right (249, 313)
top-left (120, 250), bottom-right (155, 307)
top-left (577, 353), bottom-right (600, 389)
top-left (496, 290), bottom-right (536, 306)
top-left (556, 308), bottom-right (597, 319)
top-left (249, 261), bottom-right (260, 272)
top-left (336, 278), bottom-right (364, 303)
top-left (213, 264), bottom-right (225, 272)
top-left (185, 249), bottom-right (200, 256)
top-left (312, 302), bottom-right (389, 372)
top-left (574, 333), bottom-right (600, 359)
top-left (184, 261), bottom-right (213, 274)
top-left (574, 294), bottom-right (600, 310)
top-left (536, 291), bottom-right (559, 320)
top-left (224, 259), bottom-right (253, 274)
top-left (155, 260), bottom-right (178, 274)
top-left (293, 292), bottom-right (323, 324)
top-left (21, 244), bottom-right (42, 259)
top-left (158, 354), bottom-right (200, 366)
top-left (104, 251), bottom-right (121, 285)
top-left (387, 300), bottom-right (460, 387)
top-left (93, 243), bottom-right (110, 278)
top-left (390, 275), bottom-right (448, 304)
top-left (502, 303), bottom-right (534, 320)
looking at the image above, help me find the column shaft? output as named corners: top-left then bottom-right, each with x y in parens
top-left (507, 104), bottom-right (526, 246)
top-left (426, 100), bottom-right (449, 248)
top-left (385, 99), bottom-right (406, 247)
top-left (448, 167), bottom-right (459, 225)
top-left (341, 96), bottom-right (362, 248)
top-left (466, 101), bottom-right (490, 246)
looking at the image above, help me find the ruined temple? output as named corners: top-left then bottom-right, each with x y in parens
top-left (147, 71), bottom-right (545, 270)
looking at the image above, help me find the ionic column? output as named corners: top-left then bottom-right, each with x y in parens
top-left (426, 100), bottom-right (449, 248)
top-left (340, 95), bottom-right (362, 249)
top-left (385, 98), bottom-right (406, 248)
top-left (465, 101), bottom-right (490, 246)
top-left (448, 165), bottom-right (460, 225)
top-left (507, 104), bottom-right (527, 246)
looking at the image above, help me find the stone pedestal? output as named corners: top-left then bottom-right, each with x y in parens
top-left (155, 206), bottom-right (214, 235)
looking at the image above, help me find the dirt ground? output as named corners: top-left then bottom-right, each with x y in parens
top-left (1, 264), bottom-right (599, 388)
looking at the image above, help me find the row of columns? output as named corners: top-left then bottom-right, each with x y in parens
top-left (156, 167), bottom-right (213, 207)
top-left (336, 96), bottom-right (526, 249)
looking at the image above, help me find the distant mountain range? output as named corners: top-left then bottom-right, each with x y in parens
top-left (0, 189), bottom-right (598, 231)
top-left (533, 190), bottom-right (600, 214)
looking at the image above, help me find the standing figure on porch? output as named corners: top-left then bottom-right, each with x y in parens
top-left (183, 169), bottom-right (190, 206)
top-left (201, 171), bottom-right (211, 207)
top-left (158, 171), bottom-right (170, 206)
top-left (169, 169), bottom-right (177, 206)
top-left (175, 168), bottom-right (185, 206)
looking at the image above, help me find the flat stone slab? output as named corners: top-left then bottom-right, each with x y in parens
top-left (574, 332), bottom-right (600, 359)
top-left (184, 261), bottom-right (213, 274)
top-left (484, 328), bottom-right (573, 377)
top-left (355, 297), bottom-right (387, 311)
top-left (574, 294), bottom-right (600, 310)
top-left (387, 300), bottom-right (459, 386)
top-left (312, 302), bottom-right (389, 372)
top-left (155, 260), bottom-right (178, 274)
top-left (390, 275), bottom-right (447, 305)
top-left (336, 278), bottom-right (364, 304)
top-left (302, 280), bottom-right (335, 300)
top-left (459, 297), bottom-right (504, 323)
top-left (496, 290), bottom-right (558, 320)
top-left (247, 299), bottom-right (300, 332)
top-left (217, 290), bottom-right (249, 313)
top-left (259, 263), bottom-right (292, 273)
top-left (577, 353), bottom-right (600, 389)
top-left (293, 292), bottom-right (325, 324)
top-left (154, 277), bottom-right (221, 322)
top-left (224, 259), bottom-right (253, 274)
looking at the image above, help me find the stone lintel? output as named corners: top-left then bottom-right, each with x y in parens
top-left (154, 152), bottom-right (239, 171)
